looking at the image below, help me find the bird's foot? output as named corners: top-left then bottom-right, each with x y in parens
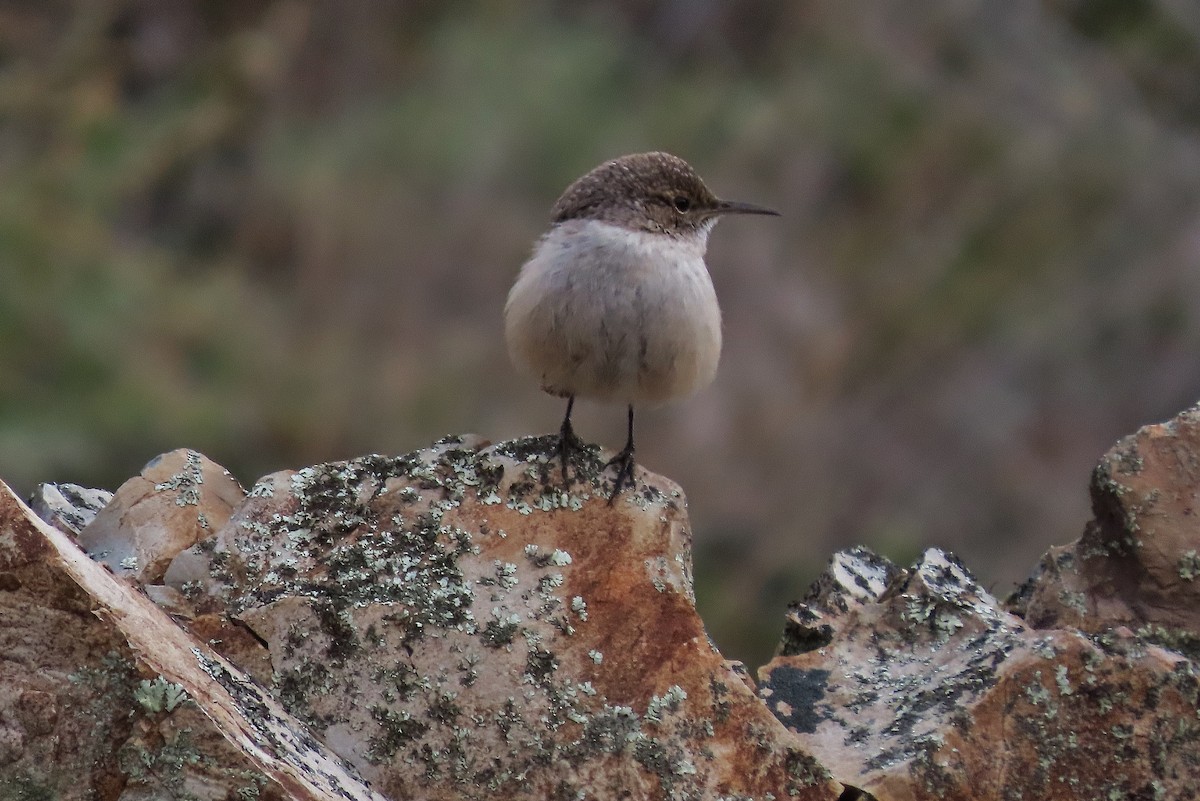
top-left (557, 422), bottom-right (587, 489)
top-left (605, 445), bottom-right (636, 504)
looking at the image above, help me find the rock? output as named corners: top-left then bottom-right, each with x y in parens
top-left (0, 479), bottom-right (385, 800)
top-left (167, 435), bottom-right (839, 800)
top-left (761, 546), bottom-right (1200, 800)
top-left (26, 482), bottom-right (113, 535)
top-left (13, 403), bottom-right (1200, 799)
top-left (1009, 403), bottom-right (1200, 655)
top-left (78, 449), bottom-right (246, 583)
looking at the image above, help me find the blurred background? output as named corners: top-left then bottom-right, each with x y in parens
top-left (4, 0), bottom-right (1200, 667)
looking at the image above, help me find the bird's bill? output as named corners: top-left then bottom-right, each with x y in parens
top-left (714, 199), bottom-right (780, 216)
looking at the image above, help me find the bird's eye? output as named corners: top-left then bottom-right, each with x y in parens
top-left (672, 195), bottom-right (691, 213)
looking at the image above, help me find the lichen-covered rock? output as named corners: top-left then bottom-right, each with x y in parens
top-left (760, 547), bottom-right (1200, 801)
top-left (27, 482), bottom-right (113, 535)
top-left (166, 435), bottom-right (838, 801)
top-left (79, 449), bottom-right (246, 583)
top-left (20, 403), bottom-right (1200, 800)
top-left (0, 479), bottom-right (394, 801)
top-left (1010, 403), bottom-right (1200, 657)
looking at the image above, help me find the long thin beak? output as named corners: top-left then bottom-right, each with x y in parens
top-left (714, 198), bottom-right (780, 216)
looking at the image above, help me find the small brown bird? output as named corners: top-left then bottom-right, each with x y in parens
top-left (505, 152), bottom-right (778, 498)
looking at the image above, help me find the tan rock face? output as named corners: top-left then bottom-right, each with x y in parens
top-left (1011, 403), bottom-right (1200, 654)
top-left (78, 448), bottom-right (246, 583)
top-left (168, 435), bottom-right (837, 800)
top-left (760, 547), bottom-right (1200, 801)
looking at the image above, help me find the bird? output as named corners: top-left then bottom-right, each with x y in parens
top-left (504, 152), bottom-right (778, 499)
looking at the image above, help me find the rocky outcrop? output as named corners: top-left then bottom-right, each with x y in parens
top-left (760, 547), bottom-right (1199, 800)
top-left (1010, 405), bottom-right (1200, 655)
top-left (0, 469), bottom-right (385, 800)
top-left (3, 438), bottom-right (836, 800)
top-left (6, 405), bottom-right (1200, 799)
top-left (758, 404), bottom-right (1200, 800)
top-left (158, 435), bottom-right (832, 800)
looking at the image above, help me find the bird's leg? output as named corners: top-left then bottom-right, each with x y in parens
top-left (606, 405), bottom-right (636, 503)
top-left (557, 395), bottom-right (585, 487)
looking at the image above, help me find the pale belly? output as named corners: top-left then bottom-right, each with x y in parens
top-left (505, 220), bottom-right (723, 406)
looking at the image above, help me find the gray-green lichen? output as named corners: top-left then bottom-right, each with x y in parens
top-left (177, 436), bottom-right (775, 799)
top-left (64, 651), bottom-right (268, 799)
top-left (134, 677), bottom-right (189, 713)
top-left (153, 449), bottom-right (206, 507)
top-left (1178, 550), bottom-right (1200, 581)
top-left (764, 545), bottom-right (1200, 798)
top-left (117, 725), bottom-right (268, 801)
top-left (763, 549), bottom-right (1024, 777)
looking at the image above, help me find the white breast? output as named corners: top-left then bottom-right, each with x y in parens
top-left (505, 219), bottom-right (723, 405)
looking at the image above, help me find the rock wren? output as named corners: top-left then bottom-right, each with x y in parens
top-left (505, 152), bottom-right (778, 498)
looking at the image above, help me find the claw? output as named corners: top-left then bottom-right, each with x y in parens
top-left (558, 425), bottom-right (586, 488)
top-left (553, 399), bottom-right (638, 500)
top-left (605, 444), bottom-right (636, 504)
top-left (557, 396), bottom-right (585, 489)
top-left (606, 404), bottom-right (636, 503)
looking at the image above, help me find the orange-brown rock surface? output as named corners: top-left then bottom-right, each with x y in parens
top-left (1010, 404), bottom-right (1200, 655)
top-left (7, 405), bottom-right (1200, 799)
top-left (162, 435), bottom-right (836, 800)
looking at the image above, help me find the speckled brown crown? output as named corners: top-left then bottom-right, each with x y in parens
top-left (550, 152), bottom-right (719, 226)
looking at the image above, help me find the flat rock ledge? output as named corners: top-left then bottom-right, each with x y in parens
top-left (3, 406), bottom-right (1200, 800)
